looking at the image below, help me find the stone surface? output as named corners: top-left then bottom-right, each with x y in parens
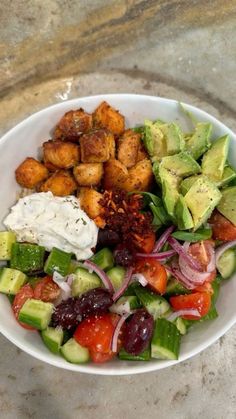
top-left (0, 1), bottom-right (236, 418)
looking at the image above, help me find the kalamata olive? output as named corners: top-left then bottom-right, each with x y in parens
top-left (75, 287), bottom-right (113, 317)
top-left (51, 298), bottom-right (81, 331)
top-left (97, 229), bottom-right (120, 249)
top-left (114, 244), bottom-right (135, 267)
top-left (123, 309), bottom-right (154, 355)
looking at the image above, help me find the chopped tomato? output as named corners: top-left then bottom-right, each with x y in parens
top-left (135, 258), bottom-right (167, 294)
top-left (90, 350), bottom-right (115, 363)
top-left (74, 314), bottom-right (115, 354)
top-left (188, 240), bottom-right (216, 283)
top-left (194, 282), bottom-right (214, 295)
top-left (12, 284), bottom-right (36, 330)
top-left (209, 210), bottom-right (236, 241)
top-left (34, 276), bottom-right (61, 302)
top-left (134, 231), bottom-right (156, 254)
top-left (170, 292), bottom-right (211, 319)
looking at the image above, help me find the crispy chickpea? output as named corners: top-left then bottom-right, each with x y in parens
top-left (117, 129), bottom-right (141, 168)
top-left (121, 159), bottom-right (153, 192)
top-left (93, 101), bottom-right (125, 136)
top-left (80, 129), bottom-right (112, 163)
top-left (78, 187), bottom-right (103, 219)
top-left (43, 140), bottom-right (80, 170)
top-left (53, 108), bottom-right (93, 142)
top-left (103, 159), bottom-right (129, 190)
top-left (73, 163), bottom-right (103, 186)
top-left (15, 157), bottom-right (48, 189)
top-left (39, 170), bottom-right (77, 196)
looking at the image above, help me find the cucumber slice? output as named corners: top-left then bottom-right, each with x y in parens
top-left (165, 278), bottom-right (190, 297)
top-left (175, 317), bottom-right (187, 335)
top-left (111, 295), bottom-right (141, 314)
top-left (10, 243), bottom-right (45, 273)
top-left (72, 267), bottom-right (101, 296)
top-left (216, 248), bottom-right (236, 279)
top-left (151, 318), bottom-right (181, 360)
top-left (18, 298), bottom-right (53, 330)
top-left (90, 248), bottom-right (114, 271)
top-left (41, 327), bottom-right (64, 354)
top-left (0, 267), bottom-right (27, 295)
top-left (123, 281), bottom-right (140, 296)
top-left (44, 247), bottom-right (72, 276)
top-left (61, 338), bottom-right (90, 364)
top-left (0, 231), bottom-right (16, 260)
top-left (134, 286), bottom-right (170, 319)
top-left (118, 346), bottom-right (151, 361)
top-left (107, 266), bottom-right (126, 290)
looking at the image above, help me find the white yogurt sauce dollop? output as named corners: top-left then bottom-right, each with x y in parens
top-left (4, 192), bottom-right (98, 260)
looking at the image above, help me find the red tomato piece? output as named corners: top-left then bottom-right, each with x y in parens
top-left (209, 210), bottom-right (236, 241)
top-left (34, 276), bottom-right (61, 302)
top-left (90, 350), bottom-right (115, 364)
top-left (135, 258), bottom-right (167, 294)
top-left (170, 292), bottom-right (211, 319)
top-left (134, 231), bottom-right (156, 254)
top-left (74, 314), bottom-right (115, 354)
top-left (12, 283), bottom-right (36, 330)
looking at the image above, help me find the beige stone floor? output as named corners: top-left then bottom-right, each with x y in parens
top-left (0, 1), bottom-right (236, 418)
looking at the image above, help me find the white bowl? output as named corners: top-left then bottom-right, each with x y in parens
top-left (0, 94), bottom-right (236, 375)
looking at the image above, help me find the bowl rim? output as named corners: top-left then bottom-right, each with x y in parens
top-left (0, 93), bottom-right (236, 375)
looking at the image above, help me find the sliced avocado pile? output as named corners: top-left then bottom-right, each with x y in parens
top-left (144, 118), bottom-right (236, 230)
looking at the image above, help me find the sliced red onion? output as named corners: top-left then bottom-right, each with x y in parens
top-left (110, 301), bottom-right (131, 315)
top-left (136, 249), bottom-right (176, 260)
top-left (52, 271), bottom-right (73, 302)
top-left (215, 240), bottom-right (236, 265)
top-left (153, 225), bottom-right (175, 252)
top-left (168, 309), bottom-right (200, 322)
top-left (112, 267), bottom-right (134, 302)
top-left (131, 273), bottom-right (148, 287)
top-left (167, 236), bottom-right (202, 270)
top-left (165, 264), bottom-right (196, 290)
top-left (179, 255), bottom-right (211, 285)
top-left (83, 260), bottom-right (114, 293)
top-left (111, 312), bottom-right (132, 353)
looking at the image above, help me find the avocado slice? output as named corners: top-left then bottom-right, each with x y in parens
top-left (184, 176), bottom-right (222, 230)
top-left (160, 152), bottom-right (201, 178)
top-left (175, 195), bottom-right (194, 230)
top-left (159, 123), bottom-right (185, 155)
top-left (202, 135), bottom-right (230, 183)
top-left (217, 186), bottom-right (236, 226)
top-left (180, 175), bottom-right (199, 195)
top-left (159, 166), bottom-right (180, 219)
top-left (144, 120), bottom-right (167, 159)
top-left (217, 165), bottom-right (236, 188)
top-left (185, 123), bottom-right (212, 160)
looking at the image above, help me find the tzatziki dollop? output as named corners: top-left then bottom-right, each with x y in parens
top-left (4, 192), bottom-right (98, 260)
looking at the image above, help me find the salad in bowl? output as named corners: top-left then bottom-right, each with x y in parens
top-left (0, 94), bottom-right (236, 374)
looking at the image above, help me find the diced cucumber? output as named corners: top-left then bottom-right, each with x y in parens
top-left (41, 327), bottom-right (64, 354)
top-left (134, 286), bottom-right (170, 319)
top-left (0, 267), bottom-right (27, 295)
top-left (7, 294), bottom-right (15, 304)
top-left (90, 248), bottom-right (114, 271)
top-left (68, 259), bottom-right (80, 274)
top-left (216, 248), bottom-right (236, 279)
top-left (18, 298), bottom-right (53, 330)
top-left (151, 318), bottom-right (181, 360)
top-left (61, 338), bottom-right (90, 364)
top-left (175, 317), bottom-right (187, 335)
top-left (123, 281), bottom-right (140, 296)
top-left (0, 231), bottom-right (16, 260)
top-left (110, 295), bottom-right (141, 314)
top-left (10, 243), bottom-right (45, 273)
top-left (118, 346), bottom-right (151, 361)
top-left (72, 267), bottom-right (101, 296)
top-left (165, 278), bottom-right (190, 297)
top-left (107, 266), bottom-right (126, 290)
top-left (44, 247), bottom-right (72, 276)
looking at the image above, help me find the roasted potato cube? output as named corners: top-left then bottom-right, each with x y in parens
top-left (137, 143), bottom-right (148, 162)
top-left (43, 140), bottom-right (80, 170)
top-left (39, 170), bottom-right (77, 196)
top-left (117, 129), bottom-right (141, 168)
top-left (93, 101), bottom-right (125, 136)
top-left (15, 157), bottom-right (48, 189)
top-left (121, 159), bottom-right (153, 192)
top-left (78, 187), bottom-right (103, 219)
top-left (108, 132), bottom-right (116, 159)
top-left (80, 129), bottom-right (112, 163)
top-left (53, 108), bottom-right (93, 142)
top-left (103, 159), bottom-right (129, 190)
top-left (73, 163), bottom-right (103, 186)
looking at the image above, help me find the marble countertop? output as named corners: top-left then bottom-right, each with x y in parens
top-left (0, 1), bottom-right (236, 418)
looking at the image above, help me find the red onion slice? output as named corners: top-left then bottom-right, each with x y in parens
top-left (136, 249), bottom-right (176, 260)
top-left (153, 225), bottom-right (175, 252)
top-left (167, 236), bottom-right (202, 270)
top-left (215, 240), bottom-right (236, 265)
top-left (83, 260), bottom-right (114, 293)
top-left (111, 312), bottom-right (132, 353)
top-left (179, 255), bottom-right (211, 285)
top-left (131, 273), bottom-right (148, 287)
top-left (52, 272), bottom-right (73, 302)
top-left (168, 309), bottom-right (200, 322)
top-left (165, 264), bottom-right (196, 290)
top-left (112, 267), bottom-right (134, 302)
